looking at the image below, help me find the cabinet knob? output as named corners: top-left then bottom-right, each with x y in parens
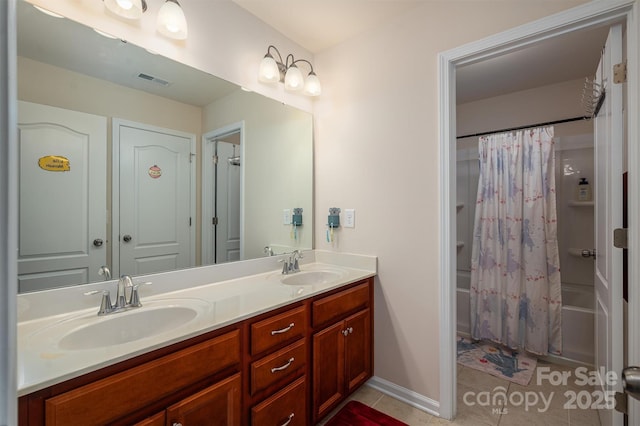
top-left (342, 329), bottom-right (348, 336)
top-left (172, 423), bottom-right (183, 426)
top-left (347, 327), bottom-right (353, 334)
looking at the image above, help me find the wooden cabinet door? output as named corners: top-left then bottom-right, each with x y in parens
top-left (166, 373), bottom-right (241, 426)
top-left (345, 309), bottom-right (371, 393)
top-left (312, 321), bottom-right (345, 422)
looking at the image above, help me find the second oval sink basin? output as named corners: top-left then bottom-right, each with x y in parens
top-left (281, 270), bottom-right (343, 286)
top-left (29, 299), bottom-right (212, 351)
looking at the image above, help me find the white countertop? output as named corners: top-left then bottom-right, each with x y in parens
top-left (17, 251), bottom-right (376, 396)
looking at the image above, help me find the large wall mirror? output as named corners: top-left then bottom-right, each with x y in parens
top-left (16, 0), bottom-right (313, 293)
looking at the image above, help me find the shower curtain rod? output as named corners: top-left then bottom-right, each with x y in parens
top-left (456, 115), bottom-right (590, 139)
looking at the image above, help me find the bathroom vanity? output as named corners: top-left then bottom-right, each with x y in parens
top-left (17, 252), bottom-right (376, 425)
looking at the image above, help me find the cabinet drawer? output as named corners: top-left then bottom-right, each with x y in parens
top-left (251, 339), bottom-right (306, 395)
top-left (251, 305), bottom-right (306, 355)
top-left (251, 376), bottom-right (306, 426)
top-left (45, 330), bottom-right (240, 426)
top-left (312, 282), bottom-right (369, 328)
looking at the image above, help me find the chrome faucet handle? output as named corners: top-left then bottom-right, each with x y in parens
top-left (128, 281), bottom-right (151, 307)
top-left (129, 285), bottom-right (141, 307)
top-left (279, 258), bottom-right (290, 274)
top-left (84, 290), bottom-right (112, 316)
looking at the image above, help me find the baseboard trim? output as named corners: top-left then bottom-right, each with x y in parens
top-left (366, 376), bottom-right (440, 418)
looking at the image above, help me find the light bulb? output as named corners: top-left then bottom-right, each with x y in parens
top-left (259, 55), bottom-right (281, 83)
top-left (303, 72), bottom-right (322, 96)
top-left (116, 0), bottom-right (133, 10)
top-left (157, 0), bottom-right (188, 40)
top-left (284, 65), bottom-right (304, 91)
top-left (104, 0), bottom-right (144, 19)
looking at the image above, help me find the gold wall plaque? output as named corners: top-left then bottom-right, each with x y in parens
top-left (38, 155), bottom-right (70, 172)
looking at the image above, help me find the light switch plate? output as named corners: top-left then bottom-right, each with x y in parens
top-left (283, 209), bottom-right (291, 225)
top-left (344, 209), bottom-right (355, 228)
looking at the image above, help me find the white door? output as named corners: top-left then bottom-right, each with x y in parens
top-left (113, 119), bottom-right (195, 277)
top-left (215, 140), bottom-right (241, 263)
top-left (17, 101), bottom-right (107, 292)
top-left (594, 24), bottom-right (624, 426)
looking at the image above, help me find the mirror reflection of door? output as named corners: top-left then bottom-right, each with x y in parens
top-left (17, 101), bottom-right (107, 292)
top-left (216, 136), bottom-right (241, 263)
top-left (202, 125), bottom-right (243, 265)
top-left (113, 119), bottom-right (196, 277)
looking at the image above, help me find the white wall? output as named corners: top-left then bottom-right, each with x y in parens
top-left (313, 1), bottom-right (590, 404)
top-left (21, 0), bottom-right (592, 409)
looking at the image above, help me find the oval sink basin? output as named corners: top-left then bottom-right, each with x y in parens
top-left (281, 270), bottom-right (343, 286)
top-left (30, 299), bottom-right (211, 351)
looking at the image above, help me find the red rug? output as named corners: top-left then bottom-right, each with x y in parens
top-left (325, 401), bottom-right (408, 426)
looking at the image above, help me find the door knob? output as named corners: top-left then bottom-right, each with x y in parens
top-left (93, 238), bottom-right (103, 247)
top-left (122, 234), bottom-right (132, 242)
top-left (622, 366), bottom-right (640, 401)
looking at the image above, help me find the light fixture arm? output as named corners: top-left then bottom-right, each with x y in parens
top-left (290, 58), bottom-right (315, 75)
top-left (259, 44), bottom-right (321, 96)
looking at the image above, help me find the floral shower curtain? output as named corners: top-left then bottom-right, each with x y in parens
top-left (469, 126), bottom-right (562, 355)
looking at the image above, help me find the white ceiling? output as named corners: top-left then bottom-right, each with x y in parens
top-left (232, 0), bottom-right (610, 104)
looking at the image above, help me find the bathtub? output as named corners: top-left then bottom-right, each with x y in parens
top-left (456, 272), bottom-right (595, 365)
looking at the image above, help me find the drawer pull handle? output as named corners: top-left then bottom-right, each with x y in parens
top-left (172, 423), bottom-right (183, 426)
top-left (280, 413), bottom-right (295, 426)
top-left (271, 357), bottom-right (295, 373)
top-left (271, 322), bottom-right (295, 335)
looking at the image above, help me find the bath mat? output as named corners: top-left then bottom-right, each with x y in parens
top-left (457, 336), bottom-right (537, 386)
top-left (325, 401), bottom-right (408, 426)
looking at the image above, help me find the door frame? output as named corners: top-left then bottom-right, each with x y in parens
top-left (201, 122), bottom-right (245, 265)
top-left (111, 118), bottom-right (196, 277)
top-left (437, 0), bottom-right (639, 421)
top-left (1, 1), bottom-right (17, 424)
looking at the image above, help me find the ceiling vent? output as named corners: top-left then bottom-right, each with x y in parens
top-left (137, 72), bottom-right (171, 86)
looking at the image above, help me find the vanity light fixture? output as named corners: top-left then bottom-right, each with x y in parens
top-left (157, 0), bottom-right (188, 40)
top-left (258, 45), bottom-right (322, 97)
top-left (103, 0), bottom-right (147, 20)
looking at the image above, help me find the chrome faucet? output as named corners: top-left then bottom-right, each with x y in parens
top-left (280, 250), bottom-right (303, 274)
top-left (98, 265), bottom-right (111, 281)
top-left (84, 275), bottom-right (149, 316)
top-left (115, 274), bottom-right (133, 309)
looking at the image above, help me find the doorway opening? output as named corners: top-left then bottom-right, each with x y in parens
top-left (438, 1), bottom-right (638, 423)
top-left (202, 122), bottom-right (244, 265)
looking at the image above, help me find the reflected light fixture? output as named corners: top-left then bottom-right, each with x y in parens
top-left (103, 0), bottom-right (147, 20)
top-left (258, 45), bottom-right (322, 97)
top-left (102, 0), bottom-right (188, 41)
top-left (157, 0), bottom-right (188, 40)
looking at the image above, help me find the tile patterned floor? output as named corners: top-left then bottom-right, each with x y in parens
top-left (319, 360), bottom-right (602, 425)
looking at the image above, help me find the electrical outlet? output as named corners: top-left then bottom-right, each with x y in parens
top-left (344, 209), bottom-right (355, 228)
top-left (283, 209), bottom-right (291, 225)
